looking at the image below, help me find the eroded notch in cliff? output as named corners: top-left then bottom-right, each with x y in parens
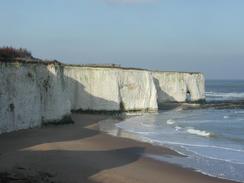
top-left (186, 90), bottom-right (191, 102)
top-left (9, 103), bottom-right (15, 112)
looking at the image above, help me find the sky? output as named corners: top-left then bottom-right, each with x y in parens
top-left (0, 0), bottom-right (244, 79)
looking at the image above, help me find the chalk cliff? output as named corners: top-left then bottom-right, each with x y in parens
top-left (0, 63), bottom-right (71, 133)
top-left (0, 61), bottom-right (205, 134)
top-left (64, 66), bottom-right (158, 112)
top-left (0, 62), bottom-right (158, 134)
top-left (153, 72), bottom-right (205, 105)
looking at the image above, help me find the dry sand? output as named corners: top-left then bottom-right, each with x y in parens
top-left (0, 113), bottom-right (239, 183)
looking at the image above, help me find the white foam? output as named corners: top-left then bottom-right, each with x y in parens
top-left (224, 116), bottom-right (229, 119)
top-left (175, 126), bottom-right (182, 131)
top-left (235, 111), bottom-right (244, 114)
top-left (153, 140), bottom-right (244, 153)
top-left (136, 131), bottom-right (156, 135)
top-left (166, 119), bottom-right (175, 125)
top-left (186, 128), bottom-right (212, 137)
top-left (144, 154), bottom-right (243, 183)
top-left (116, 120), bottom-right (244, 166)
top-left (142, 138), bottom-right (244, 165)
top-left (206, 91), bottom-right (244, 100)
top-left (141, 122), bottom-right (153, 127)
top-left (183, 146), bottom-right (244, 165)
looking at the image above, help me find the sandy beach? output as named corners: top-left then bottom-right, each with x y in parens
top-left (0, 113), bottom-right (238, 183)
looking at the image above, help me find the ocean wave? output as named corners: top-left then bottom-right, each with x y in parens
top-left (141, 122), bottom-right (154, 127)
top-left (136, 131), bottom-right (157, 135)
top-left (116, 122), bottom-right (244, 165)
top-left (235, 111), bottom-right (244, 114)
top-left (186, 128), bottom-right (212, 137)
top-left (145, 153), bottom-right (244, 182)
top-left (183, 146), bottom-right (244, 165)
top-left (206, 91), bottom-right (244, 100)
top-left (154, 140), bottom-right (244, 154)
top-left (146, 139), bottom-right (244, 165)
top-left (166, 119), bottom-right (176, 125)
top-left (175, 126), bottom-right (182, 131)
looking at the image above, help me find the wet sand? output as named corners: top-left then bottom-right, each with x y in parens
top-left (0, 113), bottom-right (239, 183)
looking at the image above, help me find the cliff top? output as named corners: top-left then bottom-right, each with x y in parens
top-left (0, 57), bottom-right (202, 74)
top-left (0, 47), bottom-right (33, 59)
top-left (0, 48), bottom-right (202, 74)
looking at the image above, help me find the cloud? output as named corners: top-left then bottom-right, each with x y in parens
top-left (104, 0), bottom-right (157, 4)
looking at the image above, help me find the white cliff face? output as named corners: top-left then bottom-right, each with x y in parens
top-left (152, 72), bottom-right (205, 104)
top-left (0, 62), bottom-right (205, 134)
top-left (0, 63), bottom-right (158, 134)
top-left (64, 67), bottom-right (121, 111)
top-left (0, 63), bottom-right (70, 134)
top-left (118, 69), bottom-right (157, 111)
top-left (64, 66), bottom-right (158, 112)
top-left (184, 73), bottom-right (205, 102)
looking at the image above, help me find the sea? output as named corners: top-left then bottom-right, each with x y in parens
top-left (101, 80), bottom-right (244, 182)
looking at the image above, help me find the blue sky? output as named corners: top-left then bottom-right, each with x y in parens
top-left (1, 0), bottom-right (244, 79)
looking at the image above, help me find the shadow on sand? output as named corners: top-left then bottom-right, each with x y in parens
top-left (0, 147), bottom-right (144, 183)
top-left (0, 113), bottom-right (145, 183)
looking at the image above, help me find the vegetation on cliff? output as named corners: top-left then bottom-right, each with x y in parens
top-left (0, 47), bottom-right (33, 59)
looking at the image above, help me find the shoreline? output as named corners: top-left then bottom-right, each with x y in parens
top-left (96, 114), bottom-right (243, 183)
top-left (0, 113), bottom-right (239, 183)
